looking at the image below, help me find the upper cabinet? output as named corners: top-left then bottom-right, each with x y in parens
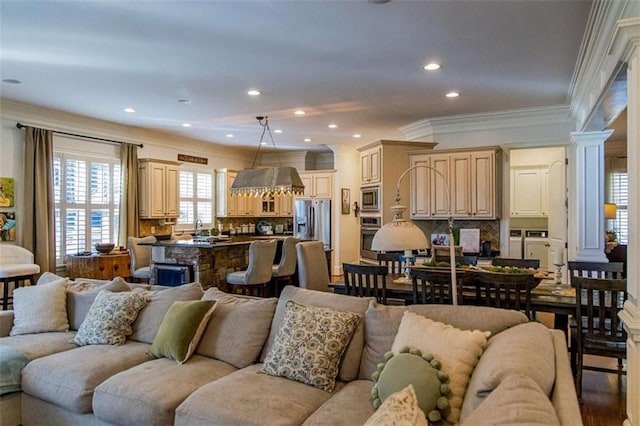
top-left (298, 171), bottom-right (334, 198)
top-left (510, 167), bottom-right (549, 217)
top-left (409, 148), bottom-right (501, 220)
top-left (138, 159), bottom-right (180, 219)
top-left (360, 146), bottom-right (381, 185)
top-left (216, 168), bottom-right (257, 217)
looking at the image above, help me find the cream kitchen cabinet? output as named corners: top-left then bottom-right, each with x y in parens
top-left (216, 169), bottom-right (257, 217)
top-left (409, 154), bottom-right (431, 219)
top-left (138, 159), bottom-right (180, 219)
top-left (360, 146), bottom-right (381, 185)
top-left (510, 167), bottom-right (549, 217)
top-left (277, 194), bottom-right (294, 216)
top-left (298, 171), bottom-right (334, 198)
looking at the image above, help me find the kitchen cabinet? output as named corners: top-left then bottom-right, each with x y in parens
top-left (277, 194), bottom-right (294, 216)
top-left (216, 169), bottom-right (237, 217)
top-left (259, 196), bottom-right (277, 216)
top-left (138, 159), bottom-right (180, 218)
top-left (298, 171), bottom-right (333, 198)
top-left (360, 146), bottom-right (381, 185)
top-left (510, 167), bottom-right (549, 217)
top-left (409, 148), bottom-right (499, 220)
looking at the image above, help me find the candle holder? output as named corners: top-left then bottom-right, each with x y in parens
top-left (552, 262), bottom-right (565, 295)
top-left (401, 251), bottom-right (416, 284)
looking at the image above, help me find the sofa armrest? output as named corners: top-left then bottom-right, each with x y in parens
top-left (0, 310), bottom-right (14, 337)
top-left (549, 329), bottom-right (583, 426)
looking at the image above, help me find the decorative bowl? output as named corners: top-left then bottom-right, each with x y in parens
top-left (95, 242), bottom-right (115, 254)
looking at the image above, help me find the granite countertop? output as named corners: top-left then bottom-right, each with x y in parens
top-left (150, 235), bottom-right (295, 248)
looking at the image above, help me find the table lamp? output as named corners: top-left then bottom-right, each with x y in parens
top-left (371, 165), bottom-right (458, 304)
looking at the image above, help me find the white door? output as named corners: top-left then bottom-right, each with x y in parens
top-left (547, 157), bottom-right (568, 273)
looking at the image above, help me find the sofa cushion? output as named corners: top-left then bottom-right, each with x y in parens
top-left (0, 345), bottom-right (30, 395)
top-left (462, 374), bottom-right (560, 426)
top-left (391, 311), bottom-right (489, 424)
top-left (129, 282), bottom-right (204, 344)
top-left (460, 322), bottom-right (556, 421)
top-left (0, 332), bottom-right (77, 360)
top-left (365, 384), bottom-right (427, 426)
top-left (198, 287), bottom-right (277, 368)
top-left (302, 380), bottom-right (375, 426)
top-left (261, 286), bottom-right (372, 382)
top-left (10, 278), bottom-right (69, 336)
top-left (358, 301), bottom-right (528, 380)
top-left (74, 290), bottom-right (149, 346)
top-left (93, 355), bottom-right (237, 426)
top-left (262, 300), bottom-right (359, 392)
top-left (21, 341), bottom-right (152, 414)
top-left (176, 364), bottom-right (341, 426)
top-left (66, 276), bottom-right (132, 331)
top-left (150, 300), bottom-right (216, 363)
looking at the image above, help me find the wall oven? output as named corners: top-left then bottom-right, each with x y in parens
top-left (360, 216), bottom-right (381, 260)
top-left (360, 186), bottom-right (381, 212)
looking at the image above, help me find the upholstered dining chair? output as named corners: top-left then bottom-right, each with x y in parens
top-left (226, 239), bottom-right (277, 297)
top-left (271, 237), bottom-right (300, 296)
top-left (127, 235), bottom-right (157, 282)
top-left (0, 245), bottom-right (40, 310)
top-left (342, 263), bottom-right (388, 304)
top-left (296, 241), bottom-right (331, 292)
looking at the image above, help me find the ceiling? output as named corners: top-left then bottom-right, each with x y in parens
top-left (0, 1), bottom-right (592, 151)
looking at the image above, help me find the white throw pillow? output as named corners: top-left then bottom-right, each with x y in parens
top-left (10, 278), bottom-right (69, 336)
top-left (391, 311), bottom-right (490, 423)
top-left (364, 384), bottom-right (428, 426)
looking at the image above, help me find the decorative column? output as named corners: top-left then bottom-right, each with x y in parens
top-left (568, 131), bottom-right (612, 263)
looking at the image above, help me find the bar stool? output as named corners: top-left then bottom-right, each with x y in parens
top-left (226, 240), bottom-right (277, 297)
top-left (271, 237), bottom-right (300, 296)
top-left (0, 245), bottom-right (40, 310)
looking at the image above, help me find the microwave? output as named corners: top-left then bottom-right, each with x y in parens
top-left (360, 186), bottom-right (380, 212)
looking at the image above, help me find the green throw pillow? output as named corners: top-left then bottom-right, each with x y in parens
top-left (150, 300), bottom-right (216, 364)
top-left (371, 347), bottom-right (450, 423)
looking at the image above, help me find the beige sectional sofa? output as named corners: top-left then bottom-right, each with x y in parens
top-left (0, 277), bottom-right (582, 426)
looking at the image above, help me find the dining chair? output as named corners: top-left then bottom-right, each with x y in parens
top-left (127, 235), bottom-right (157, 283)
top-left (492, 257), bottom-right (540, 269)
top-left (570, 276), bottom-right (627, 400)
top-left (473, 271), bottom-right (537, 319)
top-left (567, 261), bottom-right (624, 281)
top-left (271, 237), bottom-right (300, 296)
top-left (410, 267), bottom-right (464, 305)
top-left (296, 241), bottom-right (330, 292)
top-left (226, 239), bottom-right (277, 297)
top-left (342, 263), bottom-right (388, 304)
top-left (376, 251), bottom-right (404, 275)
top-left (433, 255), bottom-right (478, 266)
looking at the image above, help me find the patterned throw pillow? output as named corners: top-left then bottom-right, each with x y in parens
top-left (74, 290), bottom-right (149, 346)
top-left (365, 384), bottom-right (427, 426)
top-left (262, 300), bottom-right (359, 392)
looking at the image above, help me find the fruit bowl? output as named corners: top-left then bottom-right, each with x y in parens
top-left (95, 243), bottom-right (115, 254)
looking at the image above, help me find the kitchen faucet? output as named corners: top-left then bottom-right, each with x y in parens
top-left (195, 218), bottom-right (203, 234)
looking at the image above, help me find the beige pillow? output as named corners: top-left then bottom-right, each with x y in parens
top-left (66, 277), bottom-right (132, 331)
top-left (365, 384), bottom-right (427, 426)
top-left (391, 311), bottom-right (489, 424)
top-left (10, 278), bottom-right (69, 336)
top-left (198, 287), bottom-right (277, 368)
top-left (462, 374), bottom-right (560, 426)
top-left (129, 282), bottom-right (204, 344)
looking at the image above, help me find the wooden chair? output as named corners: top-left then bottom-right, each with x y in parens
top-left (473, 271), bottom-right (537, 319)
top-left (567, 261), bottom-right (624, 281)
top-left (226, 240), bottom-right (277, 297)
top-left (492, 257), bottom-right (540, 269)
top-left (376, 251), bottom-right (404, 275)
top-left (342, 263), bottom-right (388, 304)
top-left (570, 276), bottom-right (627, 400)
top-left (410, 267), bottom-right (464, 305)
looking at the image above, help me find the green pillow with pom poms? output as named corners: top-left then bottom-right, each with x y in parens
top-left (371, 347), bottom-right (450, 423)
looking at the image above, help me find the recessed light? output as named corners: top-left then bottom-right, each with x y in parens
top-left (303, 138), bottom-right (311, 142)
top-left (274, 129), bottom-right (283, 134)
top-left (247, 89), bottom-right (261, 96)
top-left (294, 110), bottom-right (306, 116)
top-left (353, 134), bottom-right (362, 138)
top-left (328, 124), bottom-right (338, 129)
top-left (178, 99), bottom-right (191, 104)
top-left (2, 79), bottom-right (21, 84)
top-left (124, 107), bottom-right (136, 113)
top-left (423, 63), bottom-right (441, 71)
top-left (446, 91), bottom-right (460, 98)
top-left (182, 123), bottom-right (192, 127)
top-left (226, 134), bottom-right (234, 138)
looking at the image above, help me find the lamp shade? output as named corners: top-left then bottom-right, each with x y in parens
top-left (604, 203), bottom-right (617, 219)
top-left (371, 204), bottom-right (428, 251)
top-left (230, 166), bottom-right (305, 197)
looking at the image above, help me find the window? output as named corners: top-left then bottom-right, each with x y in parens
top-left (177, 169), bottom-right (213, 231)
top-left (607, 170), bottom-right (628, 244)
top-left (53, 153), bottom-right (121, 264)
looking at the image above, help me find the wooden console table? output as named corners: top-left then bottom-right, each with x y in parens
top-left (65, 253), bottom-right (132, 280)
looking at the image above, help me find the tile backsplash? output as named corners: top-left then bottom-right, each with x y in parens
top-left (414, 219), bottom-right (501, 252)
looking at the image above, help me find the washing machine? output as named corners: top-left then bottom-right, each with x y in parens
top-left (524, 230), bottom-right (549, 269)
top-left (509, 229), bottom-right (523, 259)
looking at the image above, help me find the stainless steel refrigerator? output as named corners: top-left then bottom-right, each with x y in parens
top-left (294, 199), bottom-right (331, 249)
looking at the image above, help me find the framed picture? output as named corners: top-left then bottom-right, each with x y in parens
top-left (341, 188), bottom-right (350, 215)
top-left (0, 177), bottom-right (14, 207)
top-left (0, 211), bottom-right (16, 241)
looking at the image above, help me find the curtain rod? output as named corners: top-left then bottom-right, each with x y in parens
top-left (15, 123), bottom-right (144, 148)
